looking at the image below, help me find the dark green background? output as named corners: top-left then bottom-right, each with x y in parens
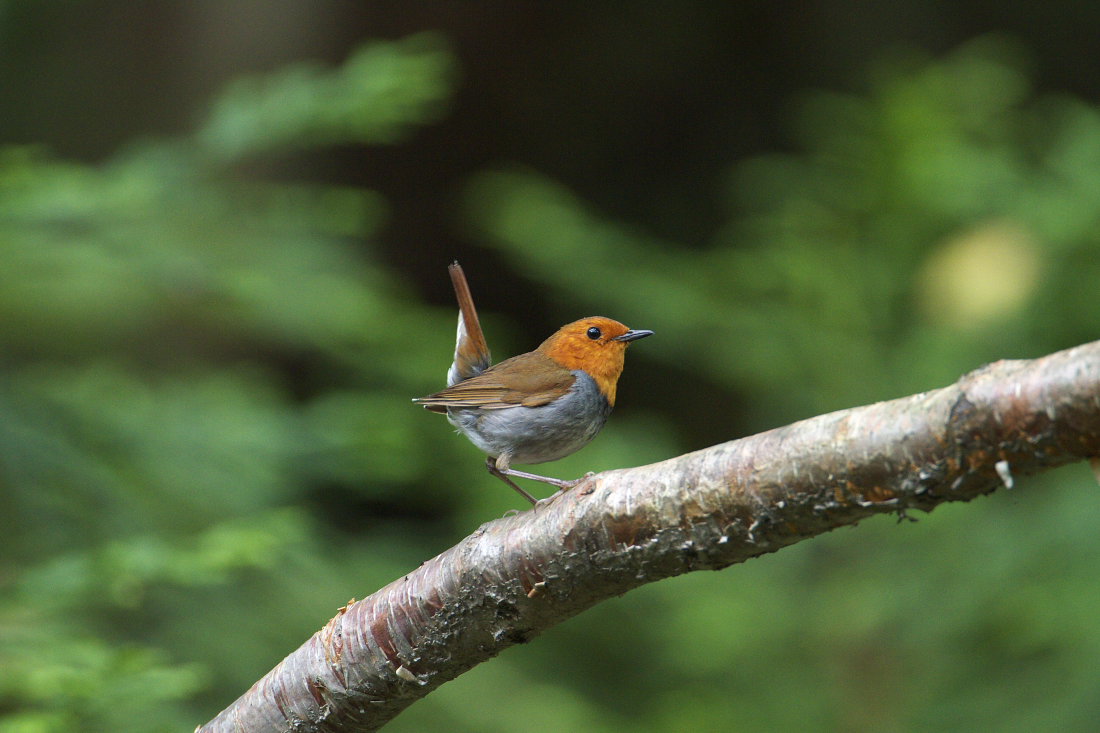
top-left (2, 3), bottom-right (1099, 731)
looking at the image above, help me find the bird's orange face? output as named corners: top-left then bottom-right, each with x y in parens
top-left (538, 317), bottom-right (651, 405)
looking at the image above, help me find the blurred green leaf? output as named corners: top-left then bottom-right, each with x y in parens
top-left (197, 33), bottom-right (456, 160)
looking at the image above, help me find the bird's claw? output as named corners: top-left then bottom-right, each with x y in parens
top-left (532, 472), bottom-right (600, 509)
top-left (533, 488), bottom-right (566, 509)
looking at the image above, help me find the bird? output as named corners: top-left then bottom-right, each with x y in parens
top-left (414, 262), bottom-right (652, 505)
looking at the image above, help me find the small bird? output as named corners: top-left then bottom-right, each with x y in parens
top-left (414, 262), bottom-right (652, 505)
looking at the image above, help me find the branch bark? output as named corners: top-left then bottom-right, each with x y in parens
top-left (198, 339), bottom-right (1100, 732)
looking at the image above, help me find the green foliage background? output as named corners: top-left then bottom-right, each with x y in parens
top-left (2, 11), bottom-right (1100, 733)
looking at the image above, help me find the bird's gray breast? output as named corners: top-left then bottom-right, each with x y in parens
top-left (448, 370), bottom-right (612, 465)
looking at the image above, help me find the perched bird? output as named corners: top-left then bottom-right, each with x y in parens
top-left (414, 262), bottom-right (652, 505)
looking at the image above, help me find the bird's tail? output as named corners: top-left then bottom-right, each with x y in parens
top-left (447, 261), bottom-right (491, 386)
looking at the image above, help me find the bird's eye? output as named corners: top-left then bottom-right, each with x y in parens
top-left (586, 326), bottom-right (602, 340)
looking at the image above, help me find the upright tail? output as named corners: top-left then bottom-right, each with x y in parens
top-left (447, 261), bottom-right (491, 386)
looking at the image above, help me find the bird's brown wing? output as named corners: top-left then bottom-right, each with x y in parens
top-left (414, 351), bottom-right (576, 412)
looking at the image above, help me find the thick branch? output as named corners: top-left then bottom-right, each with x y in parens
top-left (199, 340), bottom-right (1100, 732)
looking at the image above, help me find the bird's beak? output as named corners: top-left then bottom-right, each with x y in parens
top-left (613, 329), bottom-right (654, 343)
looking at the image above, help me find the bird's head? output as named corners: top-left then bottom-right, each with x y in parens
top-left (538, 317), bottom-right (653, 405)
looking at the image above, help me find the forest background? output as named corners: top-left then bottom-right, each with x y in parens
top-left (3, 3), bottom-right (1100, 731)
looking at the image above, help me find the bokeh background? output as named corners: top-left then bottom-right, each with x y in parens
top-left (3, 3), bottom-right (1100, 731)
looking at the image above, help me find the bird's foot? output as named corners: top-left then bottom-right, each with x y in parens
top-left (533, 472), bottom-right (601, 509)
top-left (533, 488), bottom-right (566, 509)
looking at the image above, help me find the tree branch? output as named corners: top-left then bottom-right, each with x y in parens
top-left (198, 339), bottom-right (1100, 732)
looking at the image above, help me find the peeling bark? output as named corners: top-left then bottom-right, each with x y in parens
top-left (198, 340), bottom-right (1100, 733)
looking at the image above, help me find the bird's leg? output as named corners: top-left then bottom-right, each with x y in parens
top-left (485, 456), bottom-right (538, 505)
top-left (486, 454), bottom-right (591, 508)
top-left (496, 467), bottom-right (583, 489)
top-left (494, 453), bottom-right (586, 488)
